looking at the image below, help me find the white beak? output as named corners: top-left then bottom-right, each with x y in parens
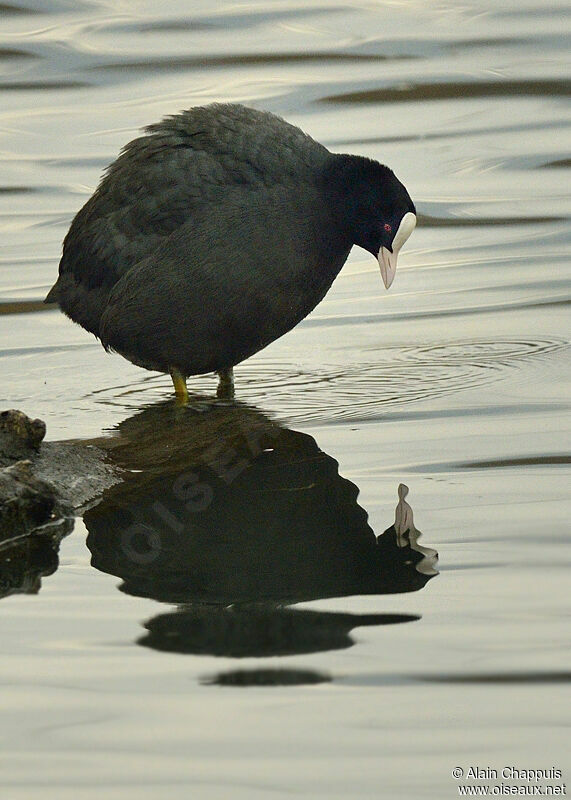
top-left (378, 211), bottom-right (416, 289)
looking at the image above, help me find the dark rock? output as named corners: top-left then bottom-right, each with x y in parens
top-left (0, 409), bottom-right (46, 466)
top-left (0, 459), bottom-right (72, 544)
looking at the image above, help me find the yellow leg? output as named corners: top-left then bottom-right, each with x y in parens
top-left (170, 367), bottom-right (189, 404)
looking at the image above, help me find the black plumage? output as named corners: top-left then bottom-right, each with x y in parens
top-left (45, 103), bottom-right (416, 398)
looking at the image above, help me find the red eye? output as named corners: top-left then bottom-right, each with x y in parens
top-left (384, 223), bottom-right (392, 233)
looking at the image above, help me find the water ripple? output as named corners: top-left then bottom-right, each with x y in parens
top-left (418, 213), bottom-right (566, 227)
top-left (0, 47), bottom-right (39, 59)
top-left (0, 2), bottom-right (39, 14)
top-left (262, 337), bottom-right (567, 424)
top-left (100, 7), bottom-right (348, 35)
top-left (329, 119), bottom-right (571, 148)
top-left (0, 80), bottom-right (90, 91)
top-left (90, 337), bottom-right (568, 425)
top-left (89, 50), bottom-right (414, 75)
top-left (320, 78), bottom-right (571, 104)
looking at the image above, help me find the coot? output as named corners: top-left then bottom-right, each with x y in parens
top-left (45, 103), bottom-right (416, 401)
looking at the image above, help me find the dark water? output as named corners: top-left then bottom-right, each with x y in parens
top-left (1, 1), bottom-right (570, 798)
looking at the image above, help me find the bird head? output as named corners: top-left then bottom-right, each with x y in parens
top-left (327, 155), bottom-right (416, 289)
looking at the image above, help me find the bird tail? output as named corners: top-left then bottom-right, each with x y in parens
top-left (44, 281), bottom-right (60, 304)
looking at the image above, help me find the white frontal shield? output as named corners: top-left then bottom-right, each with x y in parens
top-left (378, 212), bottom-right (416, 289)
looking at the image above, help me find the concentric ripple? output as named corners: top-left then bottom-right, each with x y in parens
top-left (242, 337), bottom-right (568, 424)
top-left (91, 337), bottom-right (568, 425)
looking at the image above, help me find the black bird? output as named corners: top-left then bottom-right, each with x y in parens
top-left (45, 103), bottom-right (416, 401)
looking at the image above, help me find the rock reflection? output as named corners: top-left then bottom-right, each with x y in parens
top-left (85, 400), bottom-right (437, 657)
top-left (0, 520), bottom-right (72, 599)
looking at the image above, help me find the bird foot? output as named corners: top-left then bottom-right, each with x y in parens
top-left (170, 367), bottom-right (189, 405)
top-left (216, 368), bottom-right (235, 399)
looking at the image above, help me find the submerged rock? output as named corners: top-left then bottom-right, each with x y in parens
top-left (0, 408), bottom-right (117, 554)
top-left (34, 440), bottom-right (120, 512)
top-left (0, 409), bottom-right (110, 597)
top-left (0, 409), bottom-right (121, 533)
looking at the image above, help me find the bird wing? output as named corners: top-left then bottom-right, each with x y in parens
top-left (57, 104), bottom-right (328, 294)
top-left (98, 180), bottom-right (342, 375)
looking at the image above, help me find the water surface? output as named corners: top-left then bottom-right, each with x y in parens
top-left (0, 1), bottom-right (570, 798)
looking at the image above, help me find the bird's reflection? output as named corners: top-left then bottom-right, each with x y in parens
top-left (84, 399), bottom-right (437, 658)
top-left (140, 607), bottom-right (421, 658)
